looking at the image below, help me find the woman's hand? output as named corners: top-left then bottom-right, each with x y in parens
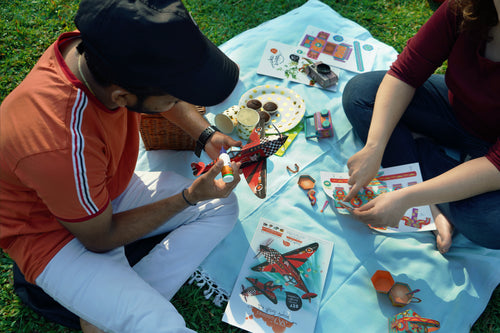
top-left (344, 144), bottom-right (383, 202)
top-left (350, 189), bottom-right (408, 229)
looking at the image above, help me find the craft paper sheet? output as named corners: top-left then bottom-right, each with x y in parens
top-left (298, 25), bottom-right (377, 73)
top-left (321, 163), bottom-right (436, 233)
top-left (256, 40), bottom-right (339, 91)
top-left (275, 122), bottom-right (303, 157)
top-left (223, 218), bottom-right (334, 333)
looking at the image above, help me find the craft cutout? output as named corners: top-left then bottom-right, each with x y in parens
top-left (389, 309), bottom-right (440, 332)
top-left (299, 26), bottom-right (377, 73)
top-left (320, 163), bottom-right (435, 233)
top-left (304, 109), bottom-right (334, 140)
top-left (192, 117), bottom-right (287, 199)
top-left (371, 270), bottom-right (422, 307)
top-left (298, 175), bottom-right (317, 206)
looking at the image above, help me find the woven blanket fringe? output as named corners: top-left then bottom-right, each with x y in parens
top-left (188, 269), bottom-right (230, 307)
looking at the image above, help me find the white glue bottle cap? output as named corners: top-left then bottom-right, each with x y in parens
top-left (219, 147), bottom-right (234, 183)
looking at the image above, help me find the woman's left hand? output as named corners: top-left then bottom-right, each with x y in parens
top-left (350, 190), bottom-right (408, 229)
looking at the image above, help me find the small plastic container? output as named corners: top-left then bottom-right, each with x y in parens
top-left (219, 147), bottom-right (234, 183)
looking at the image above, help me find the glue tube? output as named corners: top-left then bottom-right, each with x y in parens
top-left (219, 147), bottom-right (234, 183)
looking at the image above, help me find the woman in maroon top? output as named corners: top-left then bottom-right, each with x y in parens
top-left (342, 0), bottom-right (500, 253)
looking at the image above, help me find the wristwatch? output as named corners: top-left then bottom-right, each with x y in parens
top-left (195, 125), bottom-right (220, 157)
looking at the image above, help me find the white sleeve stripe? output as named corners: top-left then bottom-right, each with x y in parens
top-left (70, 89), bottom-right (99, 215)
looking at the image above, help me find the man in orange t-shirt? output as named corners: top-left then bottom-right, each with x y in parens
top-left (0, 0), bottom-right (242, 332)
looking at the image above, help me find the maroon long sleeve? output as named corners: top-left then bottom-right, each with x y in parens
top-left (387, 1), bottom-right (500, 170)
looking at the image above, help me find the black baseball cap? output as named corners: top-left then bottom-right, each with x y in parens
top-left (75, 0), bottom-right (239, 106)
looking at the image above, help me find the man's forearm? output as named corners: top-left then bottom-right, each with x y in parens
top-left (61, 190), bottom-right (195, 253)
top-left (106, 191), bottom-right (193, 249)
top-left (161, 101), bottom-right (210, 140)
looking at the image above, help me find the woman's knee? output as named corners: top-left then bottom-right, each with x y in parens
top-left (343, 71), bottom-right (385, 108)
top-left (343, 71), bottom-right (386, 130)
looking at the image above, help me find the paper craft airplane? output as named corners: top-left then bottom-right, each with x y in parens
top-left (241, 277), bottom-right (283, 304)
top-left (251, 242), bottom-right (319, 302)
top-left (191, 119), bottom-right (287, 198)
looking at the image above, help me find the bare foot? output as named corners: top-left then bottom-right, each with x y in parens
top-left (80, 318), bottom-right (105, 333)
top-left (430, 204), bottom-right (454, 254)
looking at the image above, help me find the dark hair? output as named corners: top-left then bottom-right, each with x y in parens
top-left (76, 42), bottom-right (172, 97)
top-left (450, 0), bottom-right (498, 41)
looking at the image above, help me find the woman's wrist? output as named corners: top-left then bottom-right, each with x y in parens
top-left (365, 140), bottom-right (386, 156)
top-left (393, 186), bottom-right (416, 212)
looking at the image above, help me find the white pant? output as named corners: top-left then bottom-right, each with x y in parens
top-left (35, 171), bottom-right (238, 333)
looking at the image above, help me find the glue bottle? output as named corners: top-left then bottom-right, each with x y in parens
top-left (219, 147), bottom-right (234, 183)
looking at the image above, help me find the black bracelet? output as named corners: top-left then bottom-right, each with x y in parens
top-left (194, 125), bottom-right (220, 157)
top-left (181, 188), bottom-right (196, 206)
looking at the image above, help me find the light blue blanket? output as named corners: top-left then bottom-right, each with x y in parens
top-left (136, 1), bottom-right (500, 331)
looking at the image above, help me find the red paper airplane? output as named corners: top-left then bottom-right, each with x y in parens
top-left (191, 119), bottom-right (287, 198)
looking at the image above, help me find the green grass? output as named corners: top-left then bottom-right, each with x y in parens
top-left (0, 0), bottom-right (498, 332)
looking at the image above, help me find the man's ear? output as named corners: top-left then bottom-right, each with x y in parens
top-left (110, 86), bottom-right (135, 108)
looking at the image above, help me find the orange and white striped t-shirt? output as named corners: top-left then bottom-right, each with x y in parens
top-left (0, 31), bottom-right (139, 283)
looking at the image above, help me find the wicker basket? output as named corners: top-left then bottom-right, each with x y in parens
top-left (139, 106), bottom-right (206, 151)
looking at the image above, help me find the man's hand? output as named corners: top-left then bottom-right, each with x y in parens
top-left (204, 131), bottom-right (242, 160)
top-left (184, 159), bottom-right (241, 203)
top-left (59, 161), bottom-right (241, 253)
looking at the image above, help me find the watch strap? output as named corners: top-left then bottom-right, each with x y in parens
top-left (195, 125), bottom-right (219, 157)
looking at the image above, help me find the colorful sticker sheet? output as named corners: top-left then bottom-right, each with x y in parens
top-left (321, 163), bottom-right (436, 233)
top-left (223, 218), bottom-right (334, 333)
